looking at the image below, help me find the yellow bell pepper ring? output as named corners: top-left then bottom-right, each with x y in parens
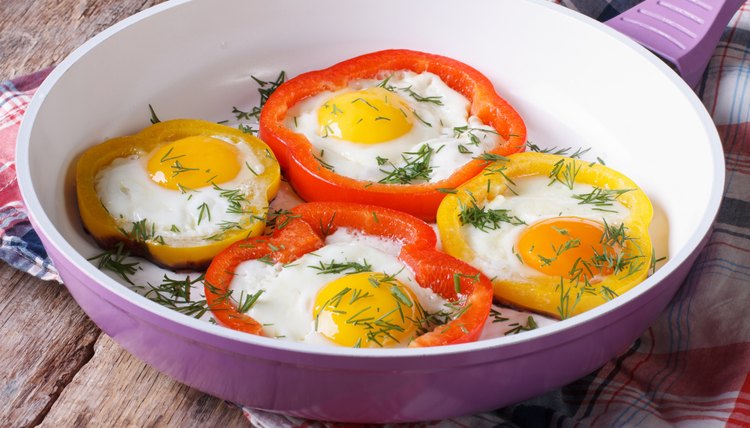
top-left (76, 119), bottom-right (281, 270)
top-left (436, 151), bottom-right (654, 319)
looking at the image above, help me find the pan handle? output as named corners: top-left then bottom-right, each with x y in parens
top-left (605, 0), bottom-right (745, 88)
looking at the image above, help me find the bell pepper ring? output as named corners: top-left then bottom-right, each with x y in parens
top-left (258, 49), bottom-right (527, 222)
top-left (436, 152), bottom-right (654, 319)
top-left (204, 201), bottom-right (494, 348)
top-left (76, 119), bottom-right (281, 270)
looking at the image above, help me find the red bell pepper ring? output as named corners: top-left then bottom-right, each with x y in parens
top-left (204, 219), bottom-right (324, 335)
top-left (204, 201), bottom-right (493, 347)
top-left (258, 49), bottom-right (527, 222)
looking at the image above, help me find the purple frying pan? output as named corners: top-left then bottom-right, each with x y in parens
top-left (15, 0), bottom-right (738, 422)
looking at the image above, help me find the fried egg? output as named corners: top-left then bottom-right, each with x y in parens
top-left (228, 228), bottom-right (449, 348)
top-left (285, 70), bottom-right (500, 183)
top-left (463, 176), bottom-right (630, 283)
top-left (95, 134), bottom-right (270, 248)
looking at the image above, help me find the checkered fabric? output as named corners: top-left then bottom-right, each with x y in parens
top-left (0, 68), bottom-right (58, 282)
top-left (2, 1), bottom-right (748, 426)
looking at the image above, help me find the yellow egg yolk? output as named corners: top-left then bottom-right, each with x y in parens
top-left (147, 136), bottom-right (241, 190)
top-left (313, 272), bottom-right (421, 348)
top-left (317, 87), bottom-right (413, 144)
top-left (516, 216), bottom-right (615, 281)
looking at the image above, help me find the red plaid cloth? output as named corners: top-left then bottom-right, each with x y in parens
top-left (2, 1), bottom-right (749, 426)
top-left (0, 68), bottom-right (58, 282)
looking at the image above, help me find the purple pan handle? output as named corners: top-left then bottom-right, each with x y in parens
top-left (605, 0), bottom-right (745, 87)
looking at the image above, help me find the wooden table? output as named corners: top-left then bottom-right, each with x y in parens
top-left (0, 1), bottom-right (249, 426)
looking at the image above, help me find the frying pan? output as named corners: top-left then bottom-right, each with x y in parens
top-left (15, 0), bottom-right (733, 422)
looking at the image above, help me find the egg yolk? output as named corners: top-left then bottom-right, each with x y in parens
top-left (313, 272), bottom-right (421, 348)
top-left (317, 87), bottom-right (413, 144)
top-left (516, 216), bottom-right (614, 281)
top-left (147, 136), bottom-right (241, 190)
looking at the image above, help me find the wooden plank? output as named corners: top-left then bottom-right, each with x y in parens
top-left (41, 334), bottom-right (249, 427)
top-left (0, 264), bottom-right (98, 427)
top-left (0, 0), bottom-right (166, 79)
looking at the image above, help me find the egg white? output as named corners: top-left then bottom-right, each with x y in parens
top-left (285, 71), bottom-right (500, 183)
top-left (228, 227), bottom-right (449, 347)
top-left (95, 135), bottom-right (268, 247)
top-left (463, 176), bottom-right (630, 282)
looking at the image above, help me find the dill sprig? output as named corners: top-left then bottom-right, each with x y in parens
top-left (87, 242), bottom-right (140, 285)
top-left (231, 71), bottom-right (286, 121)
top-left (314, 287), bottom-right (352, 331)
top-left (378, 144), bottom-right (434, 184)
top-left (313, 150), bottom-right (335, 171)
top-left (118, 218), bottom-right (152, 242)
top-left (458, 198), bottom-right (525, 232)
top-left (411, 110), bottom-right (432, 127)
top-left (308, 259), bottom-right (373, 275)
top-left (144, 273), bottom-right (214, 318)
top-left (254, 71), bottom-right (286, 107)
top-left (556, 277), bottom-right (583, 319)
top-left (197, 202), bottom-right (211, 225)
top-left (600, 285), bottom-right (619, 301)
top-left (236, 289), bottom-right (265, 313)
top-left (649, 251), bottom-right (666, 275)
top-left (504, 316), bottom-right (538, 335)
top-left (171, 160), bottom-right (199, 177)
top-left (389, 285), bottom-right (414, 308)
top-left (264, 208), bottom-right (301, 233)
top-left (489, 308), bottom-right (509, 323)
top-left (232, 106), bottom-right (255, 121)
top-left (453, 126), bottom-right (498, 146)
top-left (218, 220), bottom-right (242, 231)
top-left (452, 272), bottom-right (479, 294)
top-left (482, 163), bottom-right (517, 188)
top-left (238, 123), bottom-right (257, 135)
top-left (474, 152), bottom-right (508, 164)
top-left (411, 299), bottom-right (471, 336)
top-left (352, 97), bottom-right (380, 111)
top-left (367, 270), bottom-right (402, 288)
top-left (600, 220), bottom-right (633, 248)
top-left (400, 85), bottom-right (443, 105)
top-left (573, 187), bottom-right (632, 207)
top-left (211, 183), bottom-right (250, 215)
top-left (159, 147), bottom-right (184, 163)
top-left (148, 104), bottom-right (161, 124)
top-left (376, 75), bottom-right (444, 105)
top-left (548, 158), bottom-right (581, 190)
top-left (526, 142), bottom-right (591, 159)
top-left (319, 212), bottom-right (337, 237)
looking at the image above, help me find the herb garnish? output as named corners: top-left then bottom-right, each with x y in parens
top-left (236, 289), bottom-right (265, 313)
top-left (526, 142), bottom-right (591, 159)
top-left (573, 187), bottom-right (632, 208)
top-left (309, 259), bottom-right (373, 275)
top-left (144, 273), bottom-right (214, 318)
top-left (148, 104), bottom-right (161, 124)
top-left (376, 75), bottom-right (444, 105)
top-left (453, 126), bottom-right (499, 147)
top-left (458, 198), bottom-right (525, 232)
top-left (504, 316), bottom-right (538, 335)
top-left (87, 242), bottom-right (140, 285)
top-left (170, 160), bottom-right (199, 178)
top-left (378, 144), bottom-right (434, 184)
top-left (548, 158), bottom-right (581, 190)
top-left (197, 202), bottom-right (211, 225)
top-left (231, 71), bottom-right (286, 122)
